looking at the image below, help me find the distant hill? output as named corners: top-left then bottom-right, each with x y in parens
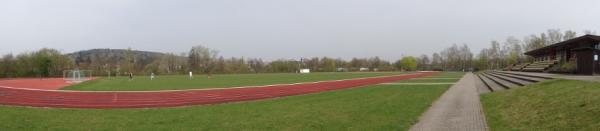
top-left (68, 49), bottom-right (165, 58)
top-left (67, 48), bottom-right (167, 67)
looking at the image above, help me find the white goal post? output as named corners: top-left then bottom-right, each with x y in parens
top-left (63, 70), bottom-right (93, 83)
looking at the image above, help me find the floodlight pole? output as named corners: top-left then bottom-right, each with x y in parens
top-left (298, 58), bottom-right (301, 73)
top-left (298, 58), bottom-right (304, 73)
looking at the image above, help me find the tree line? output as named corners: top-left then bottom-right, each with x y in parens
top-left (401, 43), bottom-right (474, 72)
top-left (473, 29), bottom-right (595, 70)
top-left (0, 46), bottom-right (419, 78)
top-left (0, 48), bottom-right (72, 78)
top-left (184, 45), bottom-right (418, 76)
top-left (413, 29), bottom-right (596, 72)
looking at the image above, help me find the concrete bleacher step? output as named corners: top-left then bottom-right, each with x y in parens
top-left (475, 70), bottom-right (555, 94)
top-left (525, 65), bottom-right (547, 67)
top-left (510, 63), bottom-right (530, 71)
top-left (486, 72), bottom-right (531, 87)
top-left (489, 71), bottom-right (544, 82)
top-left (495, 71), bottom-right (554, 80)
top-left (480, 73), bottom-right (510, 90)
top-left (521, 68), bottom-right (546, 72)
top-left (517, 60), bottom-right (558, 72)
top-left (475, 74), bottom-right (492, 93)
top-left (483, 72), bottom-right (520, 88)
top-left (476, 73), bottom-right (502, 93)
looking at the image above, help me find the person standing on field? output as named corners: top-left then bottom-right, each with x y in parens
top-left (128, 72), bottom-right (133, 81)
top-left (189, 71), bottom-right (193, 79)
top-left (150, 72), bottom-right (155, 80)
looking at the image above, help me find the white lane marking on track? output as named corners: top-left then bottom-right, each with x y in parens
top-left (0, 85), bottom-right (17, 89)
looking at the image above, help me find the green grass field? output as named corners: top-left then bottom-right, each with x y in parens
top-left (390, 72), bottom-right (464, 83)
top-left (391, 78), bottom-right (460, 83)
top-left (419, 72), bottom-right (465, 78)
top-left (0, 72), bottom-right (464, 130)
top-left (481, 79), bottom-right (600, 130)
top-left (63, 72), bottom-right (409, 91)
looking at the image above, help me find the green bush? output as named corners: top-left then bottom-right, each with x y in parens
top-left (559, 62), bottom-right (576, 73)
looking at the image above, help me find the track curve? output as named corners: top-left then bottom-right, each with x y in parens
top-left (0, 72), bottom-right (435, 109)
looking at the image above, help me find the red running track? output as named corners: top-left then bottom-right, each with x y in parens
top-left (0, 72), bottom-right (435, 109)
top-left (0, 78), bottom-right (72, 90)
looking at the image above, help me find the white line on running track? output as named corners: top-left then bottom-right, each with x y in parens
top-left (0, 73), bottom-right (429, 93)
top-left (380, 83), bottom-right (455, 85)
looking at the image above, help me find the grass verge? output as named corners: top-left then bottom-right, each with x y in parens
top-left (481, 79), bottom-right (600, 130)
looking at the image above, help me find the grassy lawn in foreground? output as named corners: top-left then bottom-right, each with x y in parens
top-left (63, 72), bottom-right (408, 91)
top-left (481, 79), bottom-right (600, 130)
top-left (0, 80), bottom-right (450, 130)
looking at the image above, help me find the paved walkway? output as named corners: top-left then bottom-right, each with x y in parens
top-left (409, 73), bottom-right (489, 131)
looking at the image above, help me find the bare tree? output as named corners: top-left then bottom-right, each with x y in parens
top-left (523, 34), bottom-right (546, 52)
top-left (475, 48), bottom-right (490, 70)
top-left (417, 54), bottom-right (430, 70)
top-left (489, 41), bottom-right (500, 69)
top-left (459, 44), bottom-right (473, 71)
top-left (563, 30), bottom-right (577, 40)
top-left (188, 45), bottom-right (219, 78)
top-left (504, 36), bottom-right (523, 65)
top-left (547, 29), bottom-right (564, 44)
top-left (431, 53), bottom-right (442, 70)
top-left (248, 58), bottom-right (265, 73)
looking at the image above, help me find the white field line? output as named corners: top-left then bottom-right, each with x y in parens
top-left (380, 83), bottom-right (456, 85)
top-left (0, 72), bottom-right (428, 93)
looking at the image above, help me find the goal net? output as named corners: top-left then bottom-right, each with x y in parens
top-left (63, 70), bottom-right (93, 83)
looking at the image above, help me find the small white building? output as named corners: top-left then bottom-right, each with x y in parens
top-left (359, 68), bottom-right (369, 71)
top-left (300, 69), bottom-right (311, 73)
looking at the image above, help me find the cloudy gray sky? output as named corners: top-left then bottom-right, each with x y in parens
top-left (1, 0), bottom-right (599, 61)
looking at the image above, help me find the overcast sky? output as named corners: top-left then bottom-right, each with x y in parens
top-left (1, 0), bottom-right (599, 61)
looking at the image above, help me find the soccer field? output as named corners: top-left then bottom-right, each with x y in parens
top-left (62, 72), bottom-right (410, 91)
top-left (0, 72), bottom-right (464, 130)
